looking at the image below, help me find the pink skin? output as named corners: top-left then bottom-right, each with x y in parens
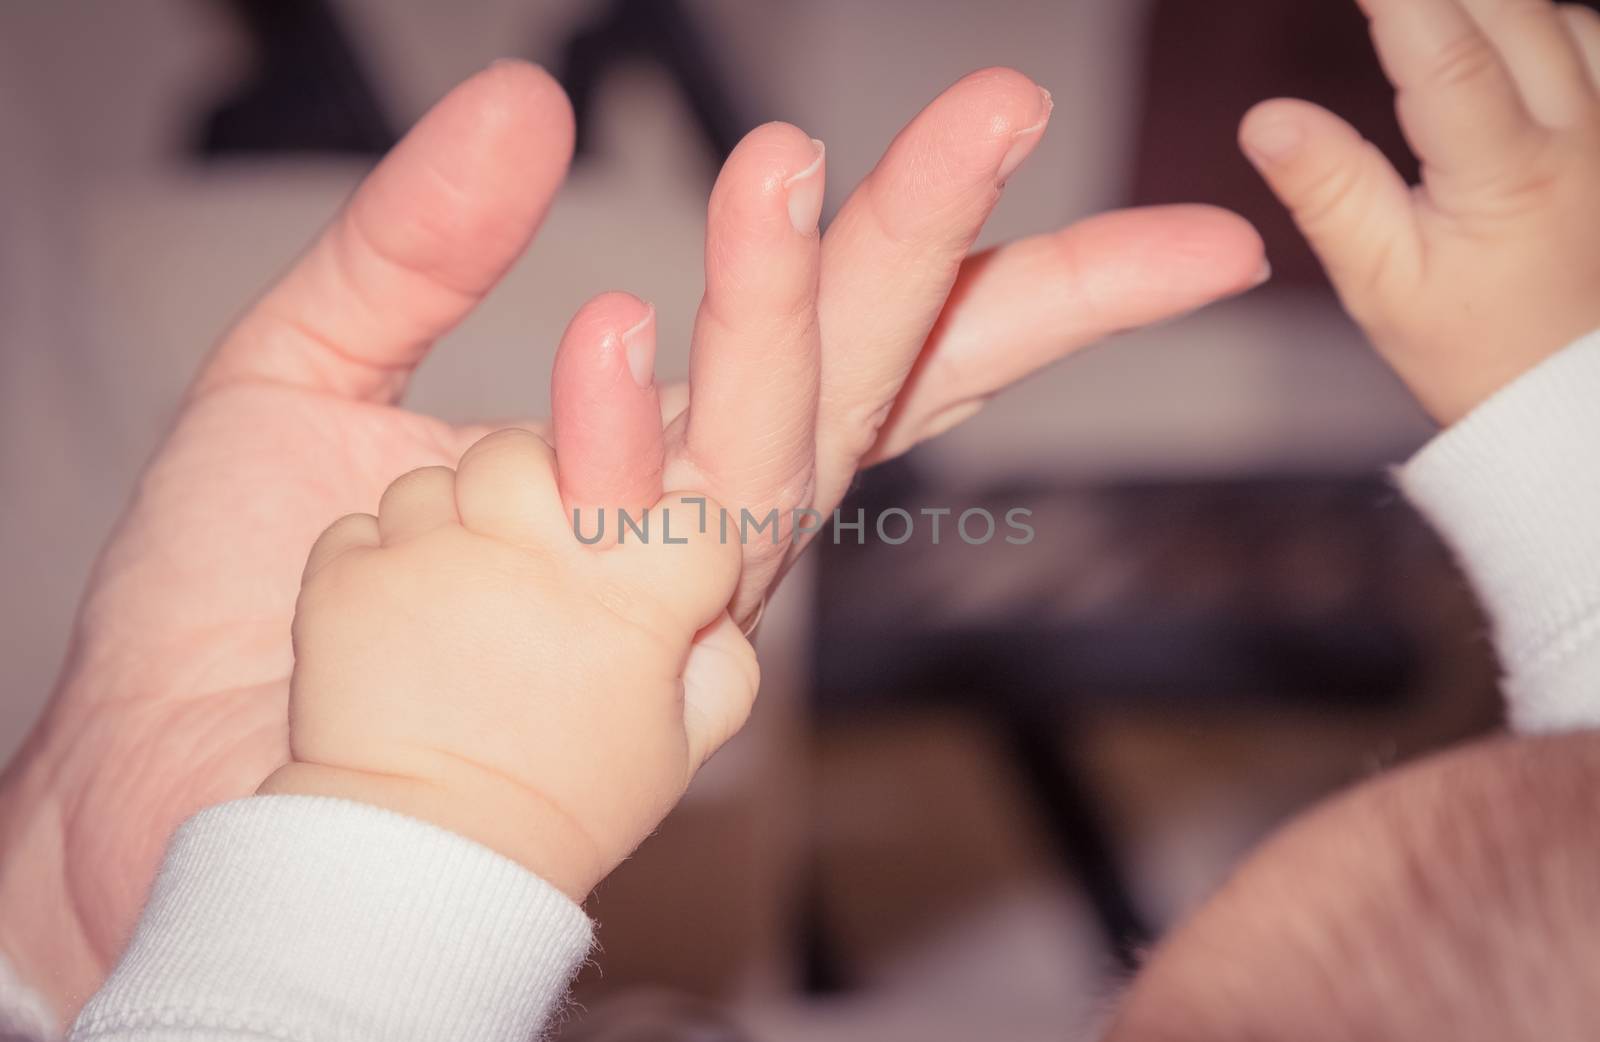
top-left (0, 60), bottom-right (1263, 1019)
top-left (558, 74), bottom-right (1266, 614)
top-left (197, 60), bottom-right (574, 402)
top-left (551, 292), bottom-right (665, 518)
top-left (1234, 0), bottom-right (1600, 424)
top-left (873, 204), bottom-right (1277, 461)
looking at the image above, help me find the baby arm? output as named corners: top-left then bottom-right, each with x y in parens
top-left (1241, 0), bottom-right (1600, 731)
top-left (69, 421), bottom-right (754, 1041)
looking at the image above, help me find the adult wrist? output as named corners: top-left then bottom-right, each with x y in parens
top-left (0, 746), bottom-right (99, 1030)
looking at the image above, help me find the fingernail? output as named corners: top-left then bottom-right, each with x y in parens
top-left (997, 86), bottom-right (1053, 183)
top-left (622, 305), bottom-right (655, 389)
top-left (1254, 259), bottom-right (1273, 286)
top-left (1244, 119), bottom-right (1302, 163)
top-left (784, 139), bottom-right (826, 235)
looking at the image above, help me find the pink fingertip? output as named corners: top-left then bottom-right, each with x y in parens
top-left (622, 305), bottom-right (656, 388)
top-left (784, 139), bottom-right (826, 235)
top-left (997, 86), bottom-right (1053, 182)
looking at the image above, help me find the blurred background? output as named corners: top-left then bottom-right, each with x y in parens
top-left (0, 1), bottom-right (1512, 1039)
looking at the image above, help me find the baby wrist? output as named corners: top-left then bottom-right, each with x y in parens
top-left (258, 762), bottom-right (605, 901)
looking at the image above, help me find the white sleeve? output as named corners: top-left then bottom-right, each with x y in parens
top-left (69, 796), bottom-right (592, 1042)
top-left (1398, 329), bottom-right (1600, 734)
top-left (0, 949), bottom-right (57, 1041)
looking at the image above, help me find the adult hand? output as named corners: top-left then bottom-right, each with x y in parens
top-left (552, 70), bottom-right (1268, 623)
top-left (0, 61), bottom-right (1262, 1020)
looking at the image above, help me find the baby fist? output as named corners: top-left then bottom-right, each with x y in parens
top-left (261, 429), bottom-right (757, 899)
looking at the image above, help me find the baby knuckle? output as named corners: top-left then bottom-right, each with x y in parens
top-left (462, 427), bottom-right (546, 468)
top-left (312, 512), bottom-right (368, 548)
top-left (392, 464), bottom-right (450, 491)
top-left (296, 548), bottom-right (377, 618)
top-left (1297, 159), bottom-right (1371, 232)
top-left (1424, 33), bottom-right (1502, 92)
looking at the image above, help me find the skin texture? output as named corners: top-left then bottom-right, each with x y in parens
top-left (259, 427), bottom-right (754, 902)
top-left (1105, 733), bottom-right (1600, 1042)
top-left (1239, 0), bottom-right (1600, 424)
top-left (0, 61), bottom-right (1265, 1019)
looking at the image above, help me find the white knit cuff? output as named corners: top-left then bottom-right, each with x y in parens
top-left (71, 796), bottom-right (592, 1042)
top-left (1399, 329), bottom-right (1600, 733)
top-left (0, 947), bottom-right (57, 1041)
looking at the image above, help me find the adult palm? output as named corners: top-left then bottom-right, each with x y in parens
top-left (0, 64), bottom-right (573, 1017)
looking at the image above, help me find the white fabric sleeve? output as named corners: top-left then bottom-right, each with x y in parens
top-left (1399, 329), bottom-right (1600, 734)
top-left (0, 949), bottom-right (57, 1041)
top-left (69, 796), bottom-right (592, 1042)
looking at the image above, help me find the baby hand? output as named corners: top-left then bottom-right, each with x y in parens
top-left (1241, 0), bottom-right (1600, 424)
top-left (258, 429), bottom-right (756, 900)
